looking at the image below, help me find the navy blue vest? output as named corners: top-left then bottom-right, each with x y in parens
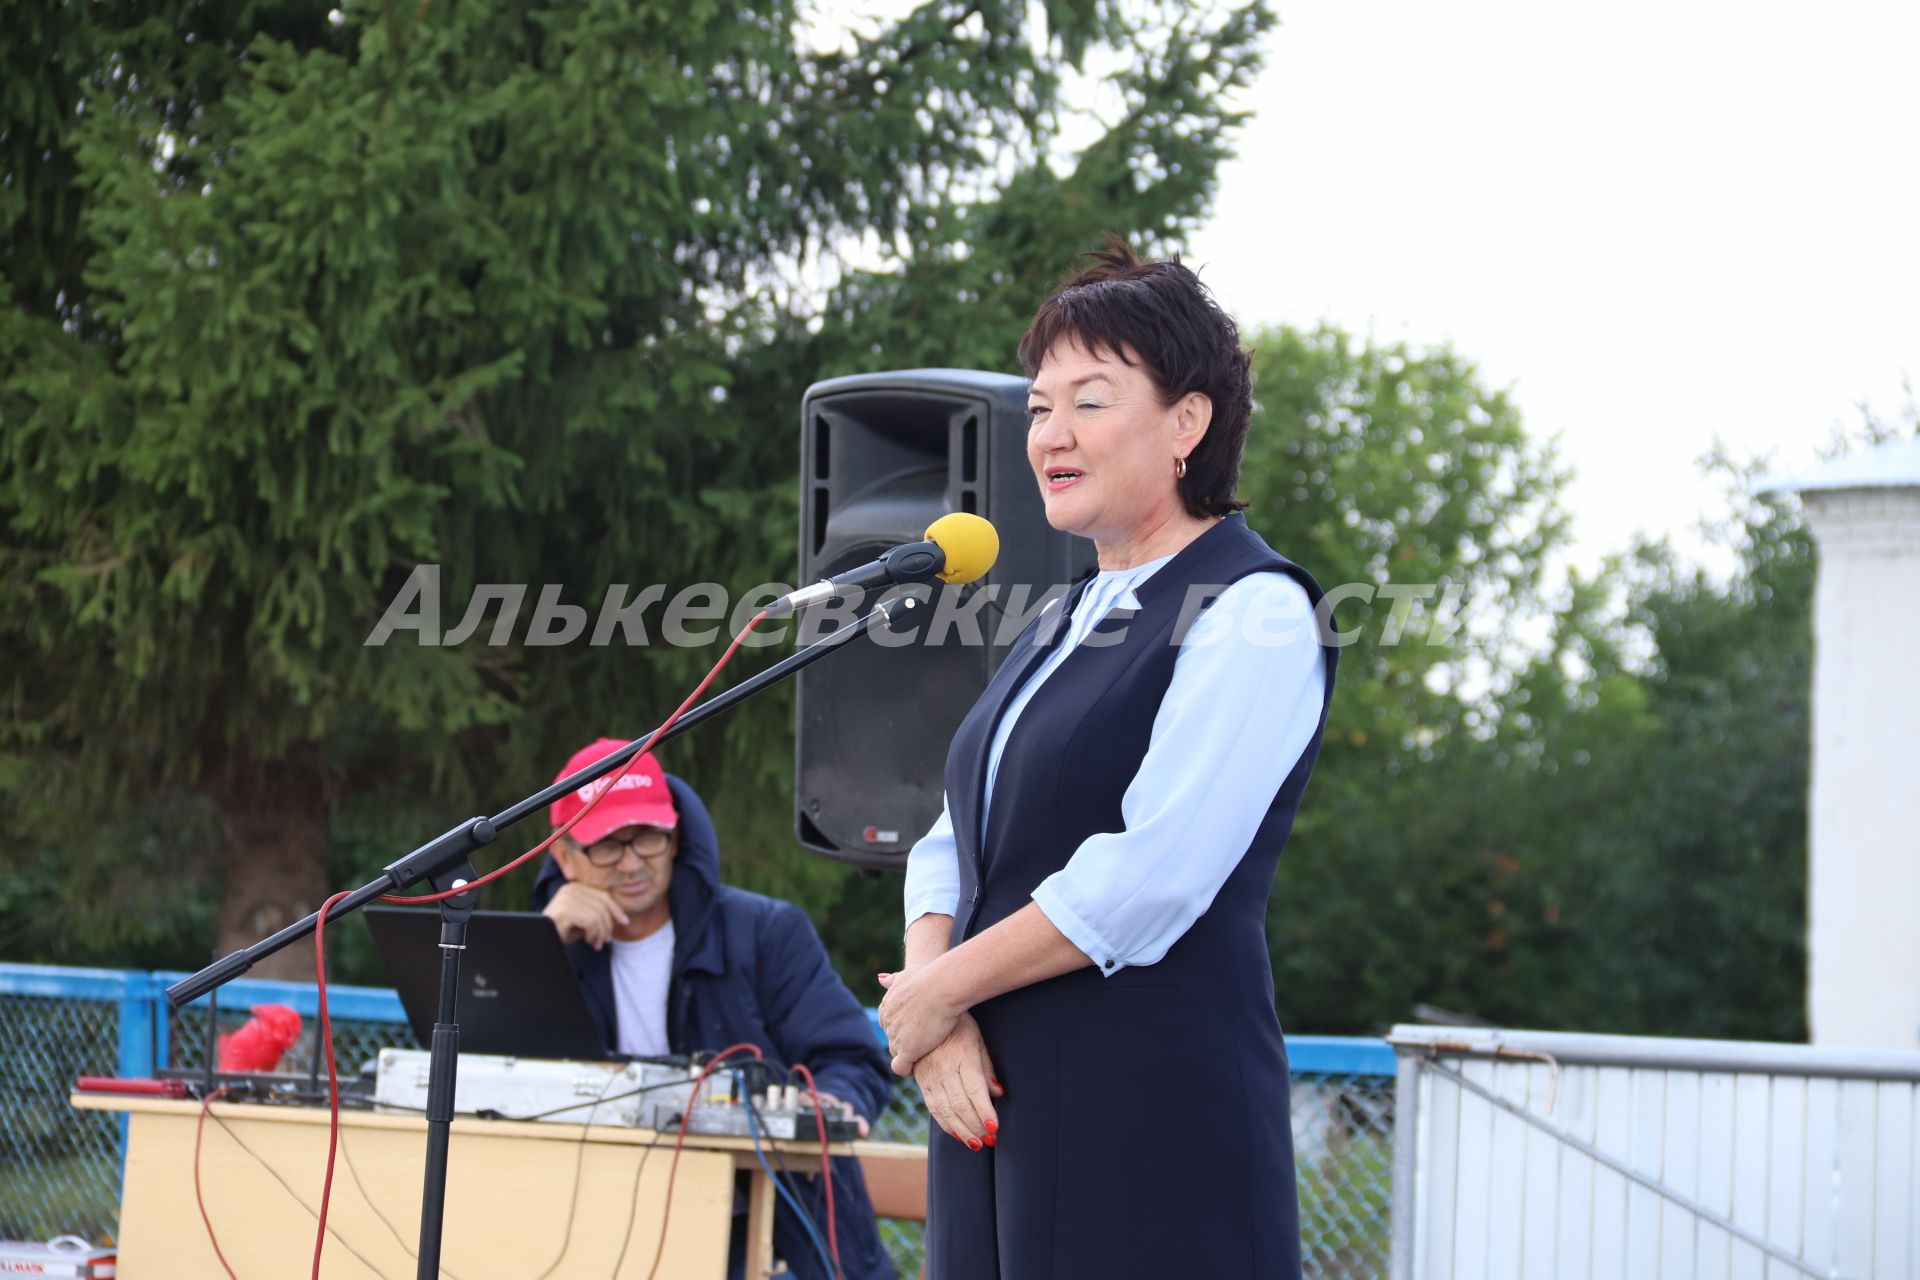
top-left (923, 515), bottom-right (1336, 1280)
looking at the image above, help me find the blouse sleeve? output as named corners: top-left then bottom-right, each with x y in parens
top-left (1030, 572), bottom-right (1327, 976)
top-left (902, 792), bottom-right (962, 930)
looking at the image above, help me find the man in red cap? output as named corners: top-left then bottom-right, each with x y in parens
top-left (531, 738), bottom-right (897, 1280)
top-left (541, 741), bottom-right (683, 964)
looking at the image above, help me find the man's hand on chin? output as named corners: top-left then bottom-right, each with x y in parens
top-left (542, 883), bottom-right (630, 949)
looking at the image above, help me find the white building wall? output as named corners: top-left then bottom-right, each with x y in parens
top-left (1801, 487), bottom-right (1920, 1050)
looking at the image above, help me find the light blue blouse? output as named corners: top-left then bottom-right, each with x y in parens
top-left (902, 556), bottom-right (1328, 975)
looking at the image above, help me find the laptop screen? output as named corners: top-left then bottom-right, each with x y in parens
top-left (364, 907), bottom-right (617, 1060)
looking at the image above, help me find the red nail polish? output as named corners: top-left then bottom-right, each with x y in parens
top-left (991, 1078), bottom-right (1004, 1091)
top-left (966, 1137), bottom-right (982, 1152)
top-left (984, 1131), bottom-right (997, 1147)
top-left (985, 1119), bottom-right (998, 1134)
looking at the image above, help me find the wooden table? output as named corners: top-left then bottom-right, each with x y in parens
top-left (73, 1093), bottom-right (924, 1278)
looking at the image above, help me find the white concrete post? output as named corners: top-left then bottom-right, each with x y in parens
top-left (1782, 441), bottom-right (1920, 1048)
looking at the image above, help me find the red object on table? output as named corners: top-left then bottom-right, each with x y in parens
top-left (217, 1003), bottom-right (304, 1071)
top-left (74, 1075), bottom-right (188, 1097)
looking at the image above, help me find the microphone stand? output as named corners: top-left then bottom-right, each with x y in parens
top-left (164, 594), bottom-right (923, 1280)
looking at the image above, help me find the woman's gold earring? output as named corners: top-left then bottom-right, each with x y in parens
top-left (1175, 456), bottom-right (1187, 479)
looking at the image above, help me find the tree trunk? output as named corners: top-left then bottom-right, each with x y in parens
top-left (213, 759), bottom-right (333, 982)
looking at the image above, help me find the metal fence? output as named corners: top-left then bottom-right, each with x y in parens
top-left (0, 963), bottom-right (1396, 1277)
top-left (1387, 1025), bottom-right (1920, 1280)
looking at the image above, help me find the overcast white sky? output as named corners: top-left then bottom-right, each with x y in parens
top-left (1187, 0), bottom-right (1920, 573)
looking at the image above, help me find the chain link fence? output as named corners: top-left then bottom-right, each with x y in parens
top-left (0, 965), bottom-right (1395, 1277)
top-left (869, 1078), bottom-right (931, 1273)
top-left (1293, 1071), bottom-right (1397, 1279)
top-left (0, 987), bottom-right (124, 1241)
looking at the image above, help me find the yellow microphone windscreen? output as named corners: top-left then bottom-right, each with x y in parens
top-left (925, 512), bottom-right (999, 585)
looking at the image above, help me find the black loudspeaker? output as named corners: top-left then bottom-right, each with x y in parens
top-left (794, 369), bottom-right (1095, 870)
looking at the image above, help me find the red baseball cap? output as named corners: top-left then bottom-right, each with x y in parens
top-left (548, 738), bottom-right (679, 848)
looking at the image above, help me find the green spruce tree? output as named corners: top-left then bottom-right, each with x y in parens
top-left (1, 0), bottom-right (1274, 974)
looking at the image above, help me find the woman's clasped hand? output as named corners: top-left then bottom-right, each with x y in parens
top-left (883, 990), bottom-right (1006, 1159)
top-left (877, 968), bottom-right (1004, 1150)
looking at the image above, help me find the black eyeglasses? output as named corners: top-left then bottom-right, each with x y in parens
top-left (579, 827), bottom-right (675, 867)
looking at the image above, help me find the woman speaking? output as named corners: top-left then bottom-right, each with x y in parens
top-left (876, 239), bottom-right (1338, 1279)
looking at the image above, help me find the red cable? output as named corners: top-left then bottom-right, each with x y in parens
top-left (788, 1062), bottom-right (840, 1274)
top-left (644, 1043), bottom-right (764, 1280)
top-left (309, 888), bottom-right (354, 1280)
top-left (380, 609), bottom-right (770, 907)
top-left (194, 1085), bottom-right (239, 1279)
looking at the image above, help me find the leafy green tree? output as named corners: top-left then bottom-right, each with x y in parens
top-left (1462, 470), bottom-right (1816, 1040)
top-left (1228, 324), bottom-right (1575, 1030)
top-left (0, 0), bottom-right (1274, 976)
top-left (1235, 326), bottom-right (1832, 1042)
top-left (1259, 432), bottom-right (1822, 1039)
top-left (1240, 324), bottom-right (1570, 750)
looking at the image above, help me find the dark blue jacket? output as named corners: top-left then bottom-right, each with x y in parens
top-left (531, 775), bottom-right (896, 1280)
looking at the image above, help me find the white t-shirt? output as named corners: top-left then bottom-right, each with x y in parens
top-left (608, 920), bottom-right (675, 1058)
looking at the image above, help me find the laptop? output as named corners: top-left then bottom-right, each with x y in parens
top-left (364, 907), bottom-right (616, 1060)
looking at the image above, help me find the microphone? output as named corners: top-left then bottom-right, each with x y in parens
top-left (767, 513), bottom-right (999, 616)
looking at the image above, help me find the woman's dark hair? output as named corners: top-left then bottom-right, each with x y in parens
top-left (1016, 235), bottom-right (1252, 519)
